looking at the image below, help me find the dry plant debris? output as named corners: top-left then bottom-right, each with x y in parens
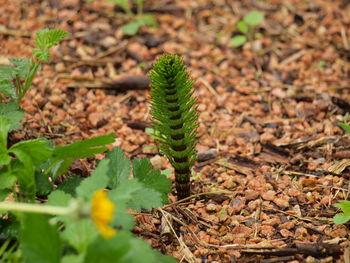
top-left (1, 0), bottom-right (350, 262)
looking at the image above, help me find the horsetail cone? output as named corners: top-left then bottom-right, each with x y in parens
top-left (149, 54), bottom-right (198, 199)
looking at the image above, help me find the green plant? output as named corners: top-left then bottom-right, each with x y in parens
top-left (149, 54), bottom-right (199, 199)
top-left (333, 200), bottom-right (350, 224)
top-left (0, 114), bottom-right (175, 262)
top-left (230, 11), bottom-right (264, 47)
top-left (102, 0), bottom-right (157, 35)
top-left (0, 29), bottom-right (69, 131)
top-left (333, 122), bottom-right (350, 224)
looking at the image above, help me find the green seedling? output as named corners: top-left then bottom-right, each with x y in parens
top-left (0, 29), bottom-right (69, 103)
top-left (333, 200), bottom-right (350, 224)
top-left (149, 54), bottom-right (199, 199)
top-left (231, 11), bottom-right (264, 47)
top-left (333, 123), bottom-right (350, 225)
top-left (0, 29), bottom-right (69, 131)
top-left (106, 0), bottom-right (157, 35)
top-left (314, 60), bottom-right (327, 71)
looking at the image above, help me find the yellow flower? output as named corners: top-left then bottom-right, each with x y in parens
top-left (91, 189), bottom-right (116, 239)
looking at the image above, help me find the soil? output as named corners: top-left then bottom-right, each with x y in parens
top-left (1, 0), bottom-right (350, 262)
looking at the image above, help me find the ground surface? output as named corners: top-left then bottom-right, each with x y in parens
top-left (1, 0), bottom-right (350, 262)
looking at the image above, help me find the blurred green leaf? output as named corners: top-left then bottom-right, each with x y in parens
top-left (333, 213), bottom-right (350, 225)
top-left (236, 21), bottom-right (248, 34)
top-left (137, 14), bottom-right (157, 27)
top-left (47, 133), bottom-right (115, 177)
top-left (123, 21), bottom-right (142, 36)
top-left (335, 200), bottom-right (350, 213)
top-left (0, 66), bottom-right (17, 80)
top-left (21, 213), bottom-right (62, 263)
top-left (0, 80), bottom-right (16, 99)
top-left (0, 171), bottom-right (17, 189)
top-left (84, 231), bottom-right (175, 263)
top-left (243, 11), bottom-right (264, 26)
top-left (62, 219), bottom-right (97, 253)
top-left (108, 179), bottom-right (162, 212)
top-left (0, 102), bottom-right (24, 131)
top-left (105, 147), bottom-right (131, 189)
top-left (9, 138), bottom-right (52, 166)
top-left (46, 190), bottom-right (71, 207)
top-left (76, 159), bottom-right (110, 200)
top-left (230, 35), bottom-right (247, 47)
top-left (338, 122), bottom-right (350, 133)
top-left (9, 58), bottom-right (31, 79)
top-left (35, 172), bottom-right (53, 196)
top-left (133, 158), bottom-right (171, 203)
top-left (57, 174), bottom-right (83, 197)
top-left (0, 116), bottom-right (11, 165)
top-left (0, 189), bottom-right (11, 201)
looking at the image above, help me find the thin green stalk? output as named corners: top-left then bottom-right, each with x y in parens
top-left (21, 61), bottom-right (41, 101)
top-left (0, 201), bottom-right (77, 216)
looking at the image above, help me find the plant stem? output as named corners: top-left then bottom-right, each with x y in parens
top-left (0, 201), bottom-right (77, 216)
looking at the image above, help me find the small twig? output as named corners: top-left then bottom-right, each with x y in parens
top-left (163, 190), bottom-right (233, 208)
top-left (158, 208), bottom-right (197, 263)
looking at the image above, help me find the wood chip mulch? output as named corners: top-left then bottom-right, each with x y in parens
top-left (1, 0), bottom-right (350, 262)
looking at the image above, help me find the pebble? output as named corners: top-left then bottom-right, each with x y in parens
top-left (206, 203), bottom-right (217, 212)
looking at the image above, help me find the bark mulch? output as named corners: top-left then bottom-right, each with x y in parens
top-left (1, 0), bottom-right (350, 262)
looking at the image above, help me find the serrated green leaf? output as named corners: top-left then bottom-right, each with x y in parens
top-left (338, 122), bottom-right (350, 133)
top-left (333, 213), bottom-right (350, 224)
top-left (230, 35), bottom-right (247, 47)
top-left (57, 175), bottom-right (83, 197)
top-left (62, 219), bottom-right (97, 253)
top-left (108, 179), bottom-right (162, 212)
top-left (76, 159), bottom-right (110, 200)
top-left (0, 102), bottom-right (24, 131)
top-left (32, 49), bottom-right (50, 62)
top-left (133, 158), bottom-right (171, 203)
top-left (243, 11), bottom-right (264, 26)
top-left (0, 65), bottom-right (17, 80)
top-left (9, 58), bottom-right (31, 79)
top-left (0, 80), bottom-right (16, 99)
top-left (105, 147), bottom-right (130, 189)
top-left (20, 213), bottom-right (62, 263)
top-left (48, 133), bottom-right (115, 177)
top-left (123, 21), bottom-right (142, 35)
top-left (236, 21), bottom-right (248, 34)
top-left (34, 29), bottom-right (69, 50)
top-left (112, 203), bottom-right (135, 231)
top-left (46, 190), bottom-right (72, 207)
